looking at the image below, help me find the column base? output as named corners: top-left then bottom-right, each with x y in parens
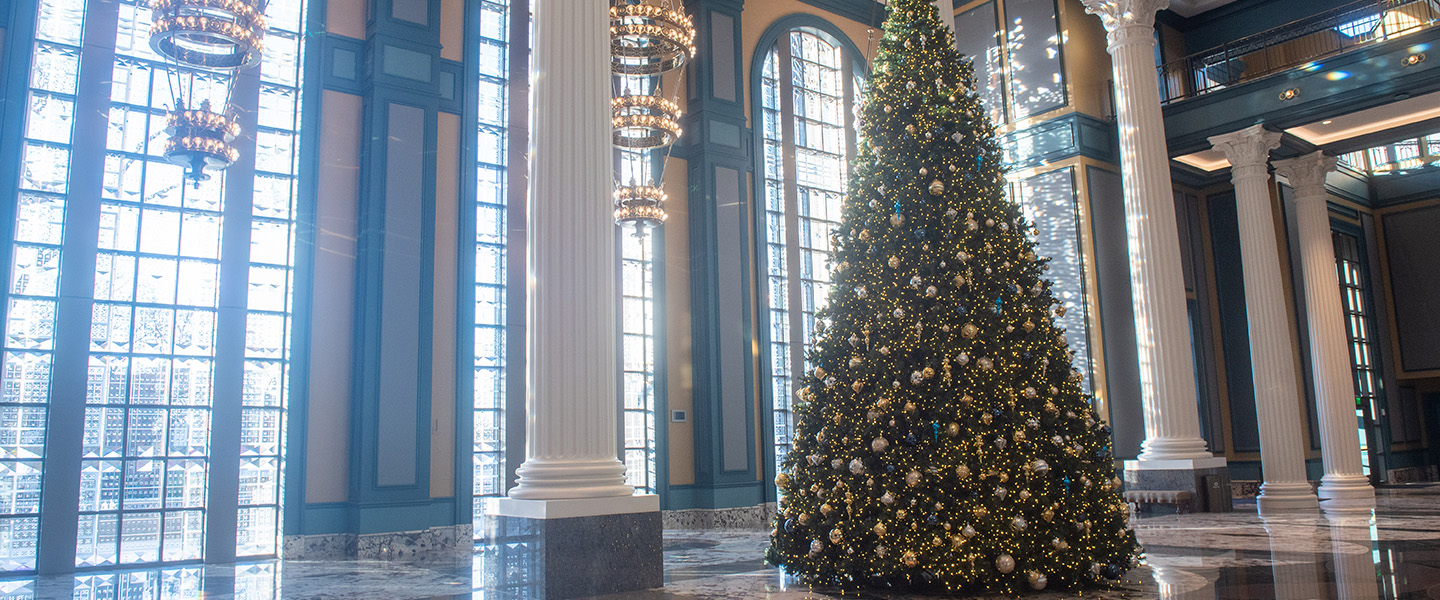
top-left (1317, 474), bottom-right (1375, 513)
top-left (482, 495), bottom-right (661, 599)
top-left (1124, 457), bottom-right (1231, 513)
top-left (1257, 481), bottom-right (1320, 514)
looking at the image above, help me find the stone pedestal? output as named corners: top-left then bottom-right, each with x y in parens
top-left (1125, 457), bottom-right (1232, 513)
top-left (485, 497), bottom-right (662, 599)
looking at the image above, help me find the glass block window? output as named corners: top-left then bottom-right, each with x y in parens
top-left (613, 62), bottom-right (661, 494)
top-left (236, 0), bottom-right (306, 559)
top-left (0, 0), bottom-right (89, 572)
top-left (620, 231), bottom-right (657, 493)
top-left (0, 0), bottom-right (306, 571)
top-left (759, 30), bottom-right (862, 477)
top-left (473, 0), bottom-right (512, 514)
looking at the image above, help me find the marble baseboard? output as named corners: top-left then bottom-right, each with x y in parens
top-left (1387, 465), bottom-right (1439, 484)
top-left (283, 525), bottom-right (473, 561)
top-left (357, 524), bottom-right (474, 561)
top-left (663, 502), bottom-right (777, 530)
top-left (282, 532), bottom-right (357, 560)
top-left (1231, 480), bottom-right (1330, 499)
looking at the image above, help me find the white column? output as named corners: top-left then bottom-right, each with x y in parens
top-left (1080, 0), bottom-right (1217, 463)
top-left (1209, 125), bottom-right (1317, 513)
top-left (1273, 152), bottom-right (1375, 509)
top-left (499, 0), bottom-right (649, 511)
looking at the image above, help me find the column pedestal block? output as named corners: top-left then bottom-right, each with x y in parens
top-left (485, 496), bottom-right (662, 599)
top-left (1124, 457), bottom-right (1232, 513)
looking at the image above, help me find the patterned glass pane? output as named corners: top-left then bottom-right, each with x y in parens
top-left (473, 0), bottom-right (512, 534)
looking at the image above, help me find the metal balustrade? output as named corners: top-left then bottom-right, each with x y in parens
top-left (1159, 0), bottom-right (1440, 104)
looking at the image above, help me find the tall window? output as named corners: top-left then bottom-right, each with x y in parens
top-left (620, 231), bottom-right (657, 493)
top-left (614, 68), bottom-right (660, 495)
top-left (1334, 229), bottom-right (1382, 479)
top-left (759, 29), bottom-right (861, 475)
top-left (473, 0), bottom-right (513, 515)
top-left (1, 0), bottom-right (306, 571)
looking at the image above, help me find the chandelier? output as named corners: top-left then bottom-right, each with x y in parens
top-left (614, 184), bottom-right (670, 227)
top-left (613, 93), bottom-right (682, 149)
top-left (610, 0), bottom-right (695, 233)
top-left (610, 2), bottom-right (696, 75)
top-left (149, 0), bottom-right (267, 185)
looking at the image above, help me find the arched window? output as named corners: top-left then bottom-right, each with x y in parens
top-left (756, 25), bottom-right (864, 479)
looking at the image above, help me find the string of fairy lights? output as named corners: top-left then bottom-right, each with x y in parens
top-left (765, 0), bottom-right (1140, 593)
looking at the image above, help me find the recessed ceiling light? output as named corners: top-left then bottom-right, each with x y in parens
top-left (1322, 120), bottom-right (1333, 125)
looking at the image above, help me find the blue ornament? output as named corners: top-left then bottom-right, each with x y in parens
top-left (926, 514), bottom-right (939, 524)
top-left (977, 155), bottom-right (984, 166)
top-left (887, 464), bottom-right (897, 473)
top-left (784, 518), bottom-right (796, 532)
top-left (904, 433), bottom-right (918, 446)
top-left (957, 306), bottom-right (968, 316)
top-left (931, 422), bottom-right (940, 441)
top-left (913, 228), bottom-right (926, 239)
top-left (894, 201), bottom-right (902, 211)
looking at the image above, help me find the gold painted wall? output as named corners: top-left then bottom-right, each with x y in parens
top-left (665, 156), bottom-right (695, 487)
top-left (305, 90), bottom-right (364, 503)
top-left (1058, 0), bottom-right (1113, 120)
top-left (431, 111), bottom-right (462, 498)
top-left (327, 0), bottom-right (366, 38)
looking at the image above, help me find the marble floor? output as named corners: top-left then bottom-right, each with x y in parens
top-left (4, 485), bottom-right (1440, 599)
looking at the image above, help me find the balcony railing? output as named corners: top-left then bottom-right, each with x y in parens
top-left (1158, 0), bottom-right (1440, 104)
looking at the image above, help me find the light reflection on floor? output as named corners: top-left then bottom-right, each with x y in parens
top-left (0, 484), bottom-right (1438, 599)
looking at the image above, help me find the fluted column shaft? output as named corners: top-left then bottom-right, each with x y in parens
top-left (1081, 0), bottom-right (1213, 461)
top-left (508, 0), bottom-right (632, 500)
top-left (1210, 125), bottom-right (1317, 512)
top-left (1274, 152), bottom-right (1375, 507)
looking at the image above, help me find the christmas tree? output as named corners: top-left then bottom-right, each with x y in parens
top-left (765, 0), bottom-right (1141, 593)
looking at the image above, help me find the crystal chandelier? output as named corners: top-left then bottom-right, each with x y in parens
top-left (610, 0), bottom-right (695, 233)
top-left (149, 0), bottom-right (267, 185)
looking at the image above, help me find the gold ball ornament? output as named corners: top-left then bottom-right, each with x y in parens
top-left (996, 553), bottom-right (1016, 573)
top-left (829, 528), bottom-right (843, 543)
top-left (874, 522), bottom-right (887, 535)
top-left (902, 551), bottom-right (919, 567)
top-left (928, 179), bottom-right (945, 196)
top-left (1029, 571), bottom-right (1048, 590)
top-left (888, 255), bottom-right (901, 269)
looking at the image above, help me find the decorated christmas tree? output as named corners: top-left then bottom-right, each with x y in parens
top-left (765, 0), bottom-right (1141, 593)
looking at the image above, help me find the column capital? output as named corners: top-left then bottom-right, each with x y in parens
top-left (1080, 0), bottom-right (1170, 46)
top-left (1210, 124), bottom-right (1282, 181)
top-left (1273, 151), bottom-right (1338, 198)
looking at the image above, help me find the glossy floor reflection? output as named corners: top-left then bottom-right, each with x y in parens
top-left (2, 485), bottom-right (1439, 599)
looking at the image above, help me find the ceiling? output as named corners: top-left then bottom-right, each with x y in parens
top-left (1166, 0), bottom-right (1242, 18)
top-left (1173, 89), bottom-right (1440, 172)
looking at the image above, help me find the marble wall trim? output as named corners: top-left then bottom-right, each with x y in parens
top-left (663, 503), bottom-right (777, 530)
top-left (282, 524), bottom-right (474, 561)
